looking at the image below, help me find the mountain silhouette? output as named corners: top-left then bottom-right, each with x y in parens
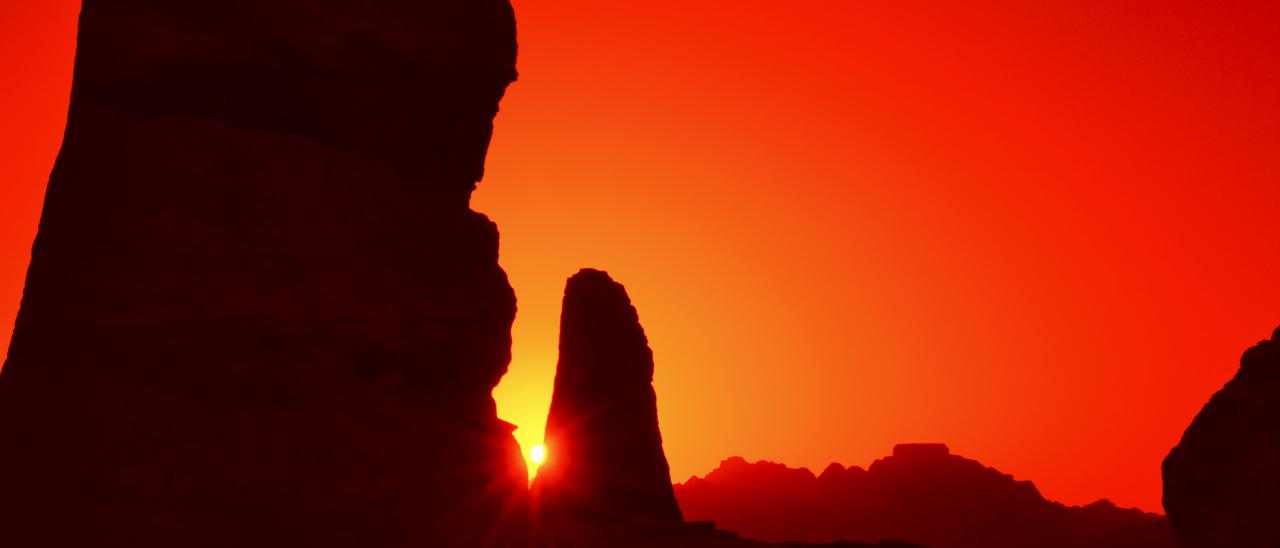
top-left (0, 1), bottom-right (1256, 547)
top-left (676, 444), bottom-right (1175, 548)
top-left (0, 2), bottom-right (527, 546)
top-left (1164, 326), bottom-right (1280, 548)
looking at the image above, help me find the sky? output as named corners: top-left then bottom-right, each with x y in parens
top-left (3, 1), bottom-right (1279, 513)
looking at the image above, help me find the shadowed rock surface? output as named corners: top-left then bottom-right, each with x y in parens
top-left (529, 521), bottom-right (923, 548)
top-left (677, 444), bottom-right (1175, 548)
top-left (533, 269), bottom-right (684, 530)
top-left (0, 2), bottom-right (527, 547)
top-left (1163, 326), bottom-right (1280, 548)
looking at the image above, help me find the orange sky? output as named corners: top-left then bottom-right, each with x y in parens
top-left (3, 1), bottom-right (1279, 513)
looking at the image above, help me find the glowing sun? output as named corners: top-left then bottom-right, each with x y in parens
top-left (530, 444), bottom-right (546, 465)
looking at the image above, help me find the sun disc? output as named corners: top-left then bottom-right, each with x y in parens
top-left (530, 444), bottom-right (546, 465)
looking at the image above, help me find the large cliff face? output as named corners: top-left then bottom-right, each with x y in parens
top-left (533, 269), bottom-right (684, 530)
top-left (1163, 326), bottom-right (1280, 548)
top-left (0, 2), bottom-right (526, 547)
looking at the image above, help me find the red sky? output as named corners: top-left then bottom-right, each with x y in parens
top-left (3, 1), bottom-right (1279, 513)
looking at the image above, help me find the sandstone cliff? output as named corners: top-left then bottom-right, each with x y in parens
top-left (1164, 326), bottom-right (1280, 548)
top-left (0, 2), bottom-right (526, 546)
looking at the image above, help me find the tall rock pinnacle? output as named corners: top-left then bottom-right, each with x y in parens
top-left (0, 2), bottom-right (526, 547)
top-left (1163, 326), bottom-right (1280, 548)
top-left (533, 269), bottom-right (684, 528)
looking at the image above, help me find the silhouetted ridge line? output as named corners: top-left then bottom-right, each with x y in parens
top-left (676, 444), bottom-right (1175, 548)
top-left (1164, 325), bottom-right (1280, 548)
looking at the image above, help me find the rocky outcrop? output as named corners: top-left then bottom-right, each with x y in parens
top-left (676, 444), bottom-right (1175, 548)
top-left (527, 269), bottom-right (917, 548)
top-left (0, 2), bottom-right (526, 547)
top-left (1163, 326), bottom-right (1280, 548)
top-left (533, 269), bottom-right (684, 529)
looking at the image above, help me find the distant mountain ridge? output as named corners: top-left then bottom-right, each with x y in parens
top-left (675, 444), bottom-right (1175, 548)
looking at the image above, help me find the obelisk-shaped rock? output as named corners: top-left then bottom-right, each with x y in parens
top-left (1163, 326), bottom-right (1280, 548)
top-left (533, 269), bottom-right (684, 527)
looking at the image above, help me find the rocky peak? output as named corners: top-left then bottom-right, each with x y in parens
top-left (533, 269), bottom-right (683, 527)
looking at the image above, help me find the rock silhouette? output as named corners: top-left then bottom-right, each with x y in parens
top-left (676, 444), bottom-right (1176, 548)
top-left (1163, 326), bottom-right (1280, 548)
top-left (533, 269), bottom-right (684, 529)
top-left (0, 2), bottom-right (527, 547)
top-left (527, 269), bottom-right (919, 548)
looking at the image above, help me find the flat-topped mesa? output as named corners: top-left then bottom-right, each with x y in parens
top-left (0, 2), bottom-right (526, 547)
top-left (533, 269), bottom-right (684, 528)
top-left (1163, 326), bottom-right (1280, 548)
top-left (892, 443), bottom-right (951, 459)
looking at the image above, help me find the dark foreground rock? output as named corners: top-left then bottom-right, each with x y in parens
top-left (532, 520), bottom-right (923, 548)
top-left (533, 269), bottom-right (684, 529)
top-left (1163, 326), bottom-right (1280, 548)
top-left (0, 2), bottom-right (527, 547)
top-left (677, 444), bottom-right (1175, 548)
